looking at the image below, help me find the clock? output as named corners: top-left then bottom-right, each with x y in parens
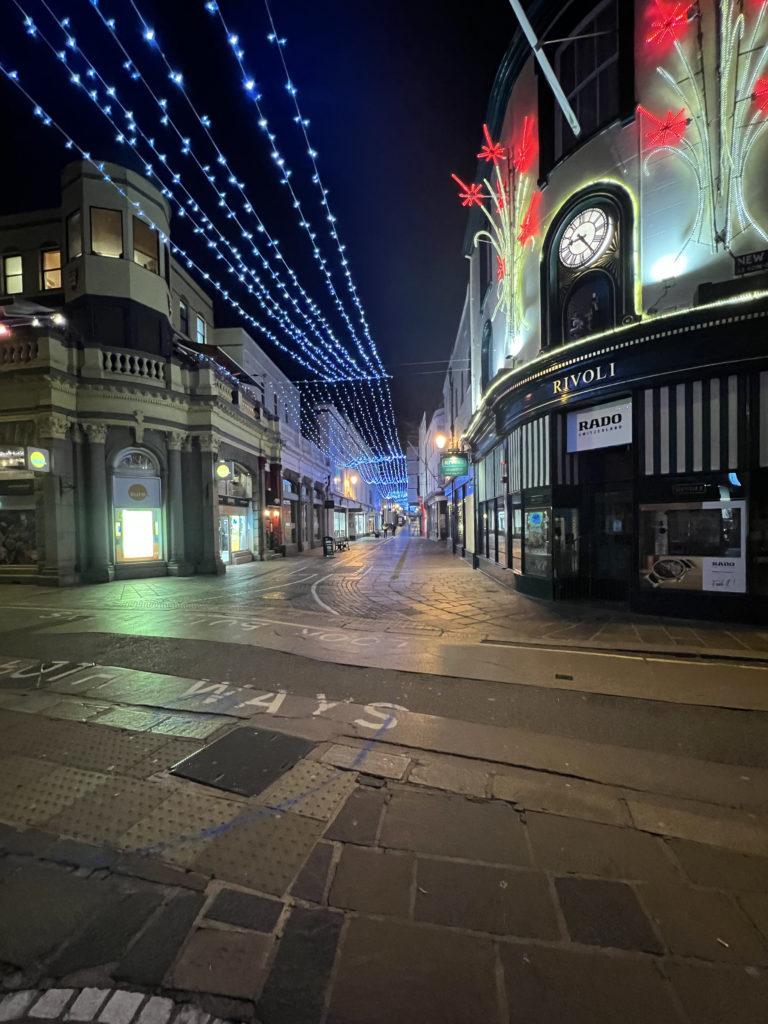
top-left (558, 207), bottom-right (614, 269)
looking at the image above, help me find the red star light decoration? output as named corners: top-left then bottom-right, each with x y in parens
top-left (451, 173), bottom-right (484, 207)
top-left (513, 116), bottom-right (536, 173)
top-left (518, 191), bottom-right (542, 246)
top-left (497, 255), bottom-right (506, 281)
top-left (646, 1), bottom-right (693, 46)
top-left (754, 78), bottom-right (768, 112)
top-left (477, 124), bottom-right (505, 165)
top-left (637, 105), bottom-right (689, 146)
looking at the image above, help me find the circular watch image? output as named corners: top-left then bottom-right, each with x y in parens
top-left (645, 557), bottom-right (695, 587)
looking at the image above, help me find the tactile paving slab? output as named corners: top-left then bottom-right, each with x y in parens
top-left (171, 727), bottom-right (316, 797)
top-left (119, 789), bottom-right (246, 867)
top-left (255, 760), bottom-right (358, 821)
top-left (193, 811), bottom-right (323, 894)
top-left (43, 722), bottom-right (167, 774)
top-left (123, 737), bottom-right (204, 779)
top-left (0, 765), bottom-right (107, 827)
top-left (45, 776), bottom-right (172, 845)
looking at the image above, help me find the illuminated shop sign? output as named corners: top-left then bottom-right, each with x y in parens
top-left (440, 453), bottom-right (469, 478)
top-left (0, 448), bottom-right (26, 469)
top-left (26, 448), bottom-right (50, 472)
top-left (734, 248), bottom-right (768, 276)
top-left (113, 476), bottom-right (161, 508)
top-left (567, 398), bottom-right (632, 453)
top-left (215, 460), bottom-right (234, 481)
top-left (553, 361), bottom-right (616, 396)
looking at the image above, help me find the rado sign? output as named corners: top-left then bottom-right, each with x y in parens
top-left (553, 361), bottom-right (616, 395)
top-left (567, 397), bottom-right (632, 453)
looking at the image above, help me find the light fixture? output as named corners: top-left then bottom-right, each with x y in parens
top-left (651, 253), bottom-right (687, 283)
top-left (434, 433), bottom-right (448, 450)
top-left (350, 474), bottom-right (358, 484)
top-left (50, 312), bottom-right (66, 325)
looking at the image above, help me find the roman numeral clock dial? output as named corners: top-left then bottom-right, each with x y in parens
top-left (558, 208), bottom-right (614, 269)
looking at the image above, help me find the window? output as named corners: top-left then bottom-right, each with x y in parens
top-left (90, 208), bottom-right (123, 258)
top-left (41, 250), bottom-right (61, 290)
top-left (480, 320), bottom-right (493, 393)
top-left (478, 241), bottom-right (493, 305)
top-left (273, 394), bottom-right (279, 418)
top-left (133, 216), bottom-right (159, 273)
top-left (195, 315), bottom-right (206, 345)
top-left (179, 299), bottom-right (189, 335)
top-left (67, 210), bottom-right (82, 260)
top-left (2, 255), bottom-right (23, 295)
top-left (554, 0), bottom-right (619, 160)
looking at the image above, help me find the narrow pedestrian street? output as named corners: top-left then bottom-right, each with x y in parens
top-left (0, 533), bottom-right (766, 1024)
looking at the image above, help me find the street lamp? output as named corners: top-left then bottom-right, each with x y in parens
top-left (434, 433), bottom-right (448, 450)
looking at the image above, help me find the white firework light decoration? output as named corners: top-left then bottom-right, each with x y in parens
top-left (640, 0), bottom-right (768, 255)
top-left (452, 119), bottom-right (542, 357)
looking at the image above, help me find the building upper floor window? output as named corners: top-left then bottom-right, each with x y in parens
top-left (90, 207), bottom-right (123, 259)
top-left (2, 255), bottom-right (23, 295)
top-left (41, 249), bottom-right (61, 290)
top-left (478, 241), bottom-right (493, 305)
top-left (554, 0), bottom-right (619, 161)
top-left (133, 216), bottom-right (159, 273)
top-left (179, 299), bottom-right (189, 336)
top-left (67, 210), bottom-right (82, 260)
top-left (195, 314), bottom-right (206, 345)
top-left (273, 394), bottom-right (279, 418)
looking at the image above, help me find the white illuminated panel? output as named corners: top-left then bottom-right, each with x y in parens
top-left (122, 509), bottom-right (154, 559)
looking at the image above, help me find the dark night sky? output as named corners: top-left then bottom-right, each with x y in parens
top-left (1, 0), bottom-right (515, 442)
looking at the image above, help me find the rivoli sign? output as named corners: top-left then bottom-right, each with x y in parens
top-left (567, 398), bottom-right (632, 453)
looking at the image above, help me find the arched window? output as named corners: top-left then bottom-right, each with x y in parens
top-left (481, 320), bottom-right (493, 394)
top-left (113, 448), bottom-right (158, 474)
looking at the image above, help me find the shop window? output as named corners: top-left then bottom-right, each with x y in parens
top-left (196, 314), bottom-right (206, 345)
top-left (67, 209), bottom-right (82, 260)
top-left (496, 497), bottom-right (508, 566)
top-left (133, 216), bottom-right (159, 273)
top-left (0, 511), bottom-right (37, 565)
top-left (639, 501), bottom-right (746, 593)
top-left (524, 508), bottom-right (551, 577)
top-left (2, 255), bottom-right (23, 295)
top-left (91, 207), bottom-right (123, 258)
top-left (511, 504), bottom-right (522, 572)
top-left (179, 299), bottom-right (189, 336)
top-left (41, 249), bottom-right (61, 290)
top-left (553, 0), bottom-right (619, 161)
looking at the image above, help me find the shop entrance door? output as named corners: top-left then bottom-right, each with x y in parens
top-left (580, 446), bottom-right (634, 601)
top-left (553, 508), bottom-right (580, 599)
top-left (218, 515), bottom-right (230, 564)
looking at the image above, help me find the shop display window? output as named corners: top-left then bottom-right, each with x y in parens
top-left (524, 508), bottom-right (551, 577)
top-left (511, 505), bottom-right (522, 572)
top-left (639, 501), bottom-right (746, 593)
top-left (496, 497), bottom-right (507, 566)
top-left (115, 507), bottom-right (161, 562)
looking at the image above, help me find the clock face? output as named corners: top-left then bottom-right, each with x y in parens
top-left (558, 207), bottom-right (614, 269)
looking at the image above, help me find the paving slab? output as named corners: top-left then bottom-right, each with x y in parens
top-left (257, 907), bottom-right (343, 1024)
top-left (290, 840), bottom-right (334, 903)
top-left (554, 876), bottom-right (662, 952)
top-left (379, 789), bottom-right (529, 865)
top-left (638, 884), bottom-right (768, 964)
top-left (326, 917), bottom-right (498, 1024)
top-left (628, 799), bottom-right (768, 856)
top-left (665, 961), bottom-right (768, 1024)
top-left (408, 759), bottom-right (489, 797)
top-left (738, 892), bottom-right (768, 942)
top-left (320, 744), bottom-right (410, 780)
top-left (115, 891), bottom-right (206, 987)
top-left (324, 787), bottom-right (385, 846)
top-left (193, 813), bottom-right (323, 895)
top-left (45, 778), bottom-right (172, 847)
top-left (667, 838), bottom-right (768, 891)
top-left (525, 812), bottom-right (682, 883)
top-left (492, 770), bottom-right (629, 826)
top-left (415, 858), bottom-right (559, 939)
top-left (203, 889), bottom-right (284, 932)
top-left (499, 943), bottom-right (683, 1024)
top-left (0, 864), bottom-right (115, 966)
top-left (328, 845), bottom-right (413, 917)
top-left (47, 889), bottom-right (165, 976)
top-left (254, 761), bottom-right (357, 821)
top-left (170, 928), bottom-right (272, 999)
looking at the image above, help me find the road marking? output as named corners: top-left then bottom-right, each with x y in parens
top-left (249, 574), bottom-right (317, 594)
top-left (390, 542), bottom-right (411, 581)
top-left (310, 575), bottom-right (340, 616)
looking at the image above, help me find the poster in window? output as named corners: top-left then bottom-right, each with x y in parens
top-left (639, 501), bottom-right (746, 593)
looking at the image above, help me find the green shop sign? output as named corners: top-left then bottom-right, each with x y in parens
top-left (440, 453), bottom-right (469, 478)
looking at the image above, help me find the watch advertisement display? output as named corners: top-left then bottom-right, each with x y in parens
top-left (639, 501), bottom-right (746, 593)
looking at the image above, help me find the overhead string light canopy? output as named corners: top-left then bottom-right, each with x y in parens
top-left (8, 0), bottom-right (405, 495)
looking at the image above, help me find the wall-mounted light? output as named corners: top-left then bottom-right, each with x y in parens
top-left (434, 433), bottom-right (448, 450)
top-left (651, 253), bottom-right (687, 283)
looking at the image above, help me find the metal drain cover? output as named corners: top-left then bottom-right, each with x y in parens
top-left (170, 727), bottom-right (316, 797)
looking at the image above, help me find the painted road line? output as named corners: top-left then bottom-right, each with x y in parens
top-left (310, 575), bottom-right (340, 616)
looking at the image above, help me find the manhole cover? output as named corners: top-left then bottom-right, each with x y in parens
top-left (170, 727), bottom-right (316, 797)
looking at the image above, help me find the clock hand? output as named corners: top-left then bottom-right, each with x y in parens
top-left (576, 231), bottom-right (597, 255)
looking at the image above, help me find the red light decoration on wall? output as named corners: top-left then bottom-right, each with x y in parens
top-left (513, 116), bottom-right (536, 173)
top-left (497, 255), bottom-right (506, 281)
top-left (637, 105), bottom-right (689, 146)
top-left (451, 174), bottom-right (484, 207)
top-left (477, 124), bottom-right (505, 165)
top-left (0, 324), bottom-right (10, 337)
top-left (754, 77), bottom-right (768, 112)
top-left (646, 2), bottom-right (693, 47)
top-left (517, 191), bottom-right (542, 245)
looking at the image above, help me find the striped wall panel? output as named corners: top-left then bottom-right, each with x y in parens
top-left (638, 375), bottom-right (747, 476)
top-left (508, 428), bottom-right (522, 492)
top-left (520, 416), bottom-right (550, 489)
top-left (553, 414), bottom-right (580, 485)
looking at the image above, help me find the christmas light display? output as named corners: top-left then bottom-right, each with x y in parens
top-left (641, 0), bottom-right (768, 251)
top-left (452, 119), bottom-right (541, 360)
top-left (5, 0), bottom-right (406, 497)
